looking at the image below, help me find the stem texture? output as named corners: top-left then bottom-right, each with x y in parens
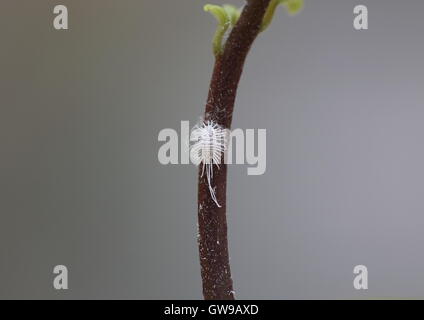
top-left (198, 0), bottom-right (272, 300)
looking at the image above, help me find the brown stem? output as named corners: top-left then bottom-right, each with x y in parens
top-left (198, 0), bottom-right (271, 300)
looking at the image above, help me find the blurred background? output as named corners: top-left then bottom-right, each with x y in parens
top-left (1, 0), bottom-right (424, 299)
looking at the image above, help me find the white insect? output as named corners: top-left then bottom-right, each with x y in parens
top-left (191, 120), bottom-right (227, 207)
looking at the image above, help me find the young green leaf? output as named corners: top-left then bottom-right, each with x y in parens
top-left (260, 0), bottom-right (303, 32)
top-left (204, 4), bottom-right (230, 56)
top-left (204, 4), bottom-right (241, 56)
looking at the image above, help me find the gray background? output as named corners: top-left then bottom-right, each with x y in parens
top-left (1, 0), bottom-right (424, 299)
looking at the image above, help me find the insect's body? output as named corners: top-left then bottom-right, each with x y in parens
top-left (191, 120), bottom-right (227, 207)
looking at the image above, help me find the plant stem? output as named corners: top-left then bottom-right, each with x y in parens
top-left (198, 0), bottom-right (272, 300)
